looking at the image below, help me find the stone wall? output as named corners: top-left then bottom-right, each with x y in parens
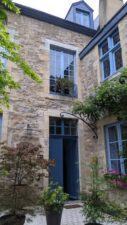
top-left (2, 11), bottom-right (91, 189)
top-left (79, 15), bottom-right (127, 193)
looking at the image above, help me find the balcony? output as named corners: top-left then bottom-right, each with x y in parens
top-left (50, 76), bottom-right (78, 97)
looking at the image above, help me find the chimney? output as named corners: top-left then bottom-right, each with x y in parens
top-left (99, 0), bottom-right (123, 28)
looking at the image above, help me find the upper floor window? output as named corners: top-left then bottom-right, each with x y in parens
top-left (76, 9), bottom-right (90, 27)
top-left (50, 46), bottom-right (77, 97)
top-left (105, 122), bottom-right (127, 175)
top-left (99, 29), bottom-right (123, 80)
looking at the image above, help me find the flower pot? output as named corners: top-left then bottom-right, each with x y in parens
top-left (45, 208), bottom-right (63, 225)
top-left (0, 214), bottom-right (25, 225)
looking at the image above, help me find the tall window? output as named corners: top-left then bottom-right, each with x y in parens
top-left (105, 122), bottom-right (127, 175)
top-left (76, 9), bottom-right (90, 27)
top-left (50, 117), bottom-right (77, 136)
top-left (50, 46), bottom-right (76, 96)
top-left (100, 29), bottom-right (123, 80)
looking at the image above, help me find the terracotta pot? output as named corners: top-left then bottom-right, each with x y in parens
top-left (0, 214), bottom-right (25, 225)
top-left (45, 208), bottom-right (63, 225)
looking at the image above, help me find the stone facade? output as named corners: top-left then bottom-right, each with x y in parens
top-left (80, 15), bottom-right (127, 199)
top-left (2, 11), bottom-right (91, 189)
top-left (1, 5), bottom-right (127, 195)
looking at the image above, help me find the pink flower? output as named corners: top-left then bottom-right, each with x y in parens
top-left (108, 170), bottom-right (119, 175)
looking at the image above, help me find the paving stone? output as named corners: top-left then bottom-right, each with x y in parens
top-left (24, 207), bottom-right (127, 225)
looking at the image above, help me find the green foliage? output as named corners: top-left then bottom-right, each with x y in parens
top-left (55, 77), bottom-right (74, 96)
top-left (39, 186), bottom-right (69, 212)
top-left (73, 69), bottom-right (127, 124)
top-left (0, 0), bottom-right (42, 108)
top-left (82, 157), bottom-right (127, 224)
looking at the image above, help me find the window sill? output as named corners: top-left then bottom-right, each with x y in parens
top-left (101, 68), bottom-right (123, 83)
top-left (45, 93), bottom-right (78, 101)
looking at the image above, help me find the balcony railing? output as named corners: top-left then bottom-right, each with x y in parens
top-left (50, 77), bottom-right (78, 97)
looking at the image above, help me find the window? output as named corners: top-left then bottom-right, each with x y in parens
top-left (50, 46), bottom-right (76, 96)
top-left (76, 9), bottom-right (90, 27)
top-left (49, 117), bottom-right (77, 136)
top-left (100, 29), bottom-right (123, 80)
top-left (105, 122), bottom-right (127, 175)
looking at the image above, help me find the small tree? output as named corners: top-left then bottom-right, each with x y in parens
top-left (0, 142), bottom-right (55, 215)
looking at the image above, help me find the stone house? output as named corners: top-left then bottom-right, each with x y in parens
top-left (1, 0), bottom-right (127, 200)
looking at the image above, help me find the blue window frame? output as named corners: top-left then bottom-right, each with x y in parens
top-left (76, 9), bottom-right (90, 27)
top-left (105, 122), bottom-right (127, 175)
top-left (99, 29), bottom-right (123, 80)
top-left (49, 117), bottom-right (77, 136)
top-left (50, 46), bottom-right (77, 97)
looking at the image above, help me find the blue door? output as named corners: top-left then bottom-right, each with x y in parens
top-left (63, 138), bottom-right (79, 199)
top-left (49, 117), bottom-right (79, 199)
top-left (49, 137), bottom-right (63, 186)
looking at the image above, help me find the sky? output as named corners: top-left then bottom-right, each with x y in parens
top-left (14, 0), bottom-right (127, 19)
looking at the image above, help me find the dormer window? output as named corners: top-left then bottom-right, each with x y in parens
top-left (76, 9), bottom-right (90, 27)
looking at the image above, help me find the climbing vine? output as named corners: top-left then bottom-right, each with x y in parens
top-left (72, 68), bottom-right (127, 137)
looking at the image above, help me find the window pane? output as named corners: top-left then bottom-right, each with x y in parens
top-left (56, 50), bottom-right (61, 77)
top-left (111, 160), bottom-right (121, 173)
top-left (71, 127), bottom-right (77, 136)
top-left (122, 141), bottom-right (127, 158)
top-left (76, 10), bottom-right (90, 27)
top-left (112, 31), bottom-right (120, 45)
top-left (64, 127), bottom-right (70, 135)
top-left (108, 126), bottom-right (118, 142)
top-left (114, 48), bottom-right (123, 71)
top-left (76, 11), bottom-right (81, 25)
top-left (110, 143), bottom-right (119, 159)
top-left (83, 13), bottom-right (90, 27)
top-left (102, 57), bottom-right (110, 78)
top-left (123, 160), bottom-right (127, 174)
top-left (56, 127), bottom-right (61, 135)
top-left (121, 124), bottom-right (127, 140)
top-left (101, 40), bottom-right (109, 55)
top-left (56, 118), bottom-right (61, 126)
top-left (50, 126), bottom-right (55, 135)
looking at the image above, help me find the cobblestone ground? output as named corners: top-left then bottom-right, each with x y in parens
top-left (25, 208), bottom-right (84, 225)
top-left (24, 207), bottom-right (127, 225)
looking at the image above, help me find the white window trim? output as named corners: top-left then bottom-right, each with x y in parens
top-left (105, 122), bottom-right (127, 175)
top-left (99, 29), bottom-right (123, 81)
top-left (45, 39), bottom-right (79, 91)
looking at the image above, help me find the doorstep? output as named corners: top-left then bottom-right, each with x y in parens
top-left (64, 200), bottom-right (83, 209)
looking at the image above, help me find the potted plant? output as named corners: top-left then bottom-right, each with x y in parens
top-left (39, 185), bottom-right (69, 225)
top-left (82, 157), bottom-right (127, 225)
top-left (56, 77), bottom-right (74, 96)
top-left (0, 142), bottom-right (54, 225)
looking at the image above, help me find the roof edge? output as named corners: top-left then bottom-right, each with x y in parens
top-left (11, 3), bottom-right (96, 37)
top-left (79, 2), bottom-right (127, 59)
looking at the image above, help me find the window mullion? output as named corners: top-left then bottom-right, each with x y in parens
top-left (106, 127), bottom-right (112, 170)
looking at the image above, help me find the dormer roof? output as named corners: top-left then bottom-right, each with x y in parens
top-left (65, 0), bottom-right (93, 19)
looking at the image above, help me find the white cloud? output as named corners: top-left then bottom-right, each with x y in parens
top-left (14, 0), bottom-right (127, 19)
